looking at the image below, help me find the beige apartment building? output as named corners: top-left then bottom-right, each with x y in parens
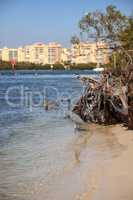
top-left (1, 43), bottom-right (48, 64)
top-left (48, 42), bottom-right (62, 64)
top-left (0, 41), bottom-right (109, 65)
top-left (61, 48), bottom-right (71, 63)
top-left (1, 47), bottom-right (18, 62)
top-left (18, 43), bottom-right (48, 64)
top-left (71, 41), bottom-right (109, 65)
top-left (18, 42), bottom-right (62, 64)
top-left (1, 47), bottom-right (9, 61)
top-left (17, 47), bottom-right (25, 62)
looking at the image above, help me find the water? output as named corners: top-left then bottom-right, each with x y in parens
top-left (0, 70), bottom-right (125, 200)
top-left (0, 70), bottom-right (96, 200)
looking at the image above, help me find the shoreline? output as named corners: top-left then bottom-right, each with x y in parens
top-left (0, 68), bottom-right (97, 71)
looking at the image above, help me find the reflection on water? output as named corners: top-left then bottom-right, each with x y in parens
top-left (74, 124), bottom-right (93, 163)
top-left (73, 124), bottom-right (126, 165)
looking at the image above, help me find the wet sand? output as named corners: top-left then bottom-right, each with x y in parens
top-left (45, 123), bottom-right (133, 200)
top-left (76, 124), bottom-right (133, 200)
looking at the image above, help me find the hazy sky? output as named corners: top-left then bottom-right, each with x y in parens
top-left (0, 0), bottom-right (133, 48)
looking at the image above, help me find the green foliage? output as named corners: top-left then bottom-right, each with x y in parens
top-left (109, 49), bottom-right (133, 70)
top-left (79, 5), bottom-right (128, 47)
top-left (79, 10), bottom-right (104, 40)
top-left (118, 15), bottom-right (133, 49)
top-left (0, 61), bottom-right (96, 70)
top-left (70, 63), bottom-right (96, 70)
top-left (0, 61), bottom-right (50, 70)
top-left (52, 63), bottom-right (64, 70)
top-left (70, 35), bottom-right (80, 44)
top-left (78, 5), bottom-right (133, 70)
top-left (103, 5), bottom-right (127, 41)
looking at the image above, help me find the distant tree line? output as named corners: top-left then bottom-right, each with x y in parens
top-left (0, 60), bottom-right (97, 70)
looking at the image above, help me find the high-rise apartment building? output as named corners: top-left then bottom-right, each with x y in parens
top-left (71, 41), bottom-right (109, 64)
top-left (1, 47), bottom-right (18, 62)
top-left (0, 41), bottom-right (109, 65)
top-left (61, 48), bottom-right (71, 63)
top-left (28, 43), bottom-right (48, 64)
top-left (1, 47), bottom-right (10, 61)
top-left (18, 43), bottom-right (48, 64)
top-left (48, 43), bottom-right (62, 64)
top-left (17, 47), bottom-right (25, 62)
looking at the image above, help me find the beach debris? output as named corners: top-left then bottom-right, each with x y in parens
top-left (73, 65), bottom-right (133, 129)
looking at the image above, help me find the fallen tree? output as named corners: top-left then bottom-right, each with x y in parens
top-left (73, 65), bottom-right (133, 129)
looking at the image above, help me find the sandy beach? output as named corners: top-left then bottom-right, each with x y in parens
top-left (76, 124), bottom-right (133, 200)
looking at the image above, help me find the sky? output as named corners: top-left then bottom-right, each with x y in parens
top-left (0, 0), bottom-right (133, 48)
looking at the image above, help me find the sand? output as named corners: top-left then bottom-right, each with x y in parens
top-left (77, 124), bottom-right (133, 200)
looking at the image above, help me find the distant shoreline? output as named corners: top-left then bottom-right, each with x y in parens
top-left (0, 68), bottom-right (96, 71)
top-left (0, 61), bottom-right (107, 71)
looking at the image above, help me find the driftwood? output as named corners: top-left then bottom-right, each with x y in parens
top-left (73, 65), bottom-right (133, 129)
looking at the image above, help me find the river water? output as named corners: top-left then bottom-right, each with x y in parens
top-left (0, 70), bottom-right (125, 200)
top-left (0, 70), bottom-right (99, 200)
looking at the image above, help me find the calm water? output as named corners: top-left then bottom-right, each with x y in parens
top-left (0, 70), bottom-right (122, 200)
top-left (0, 70), bottom-right (95, 200)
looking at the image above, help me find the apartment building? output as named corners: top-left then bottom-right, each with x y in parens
top-left (17, 47), bottom-right (25, 62)
top-left (48, 43), bottom-right (62, 64)
top-left (29, 43), bottom-right (48, 64)
top-left (71, 41), bottom-right (109, 64)
top-left (0, 41), bottom-right (109, 65)
top-left (18, 42), bottom-right (61, 64)
top-left (1, 47), bottom-right (18, 62)
top-left (96, 41), bottom-right (109, 64)
top-left (61, 48), bottom-right (71, 63)
top-left (1, 43), bottom-right (48, 64)
top-left (18, 43), bottom-right (48, 64)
